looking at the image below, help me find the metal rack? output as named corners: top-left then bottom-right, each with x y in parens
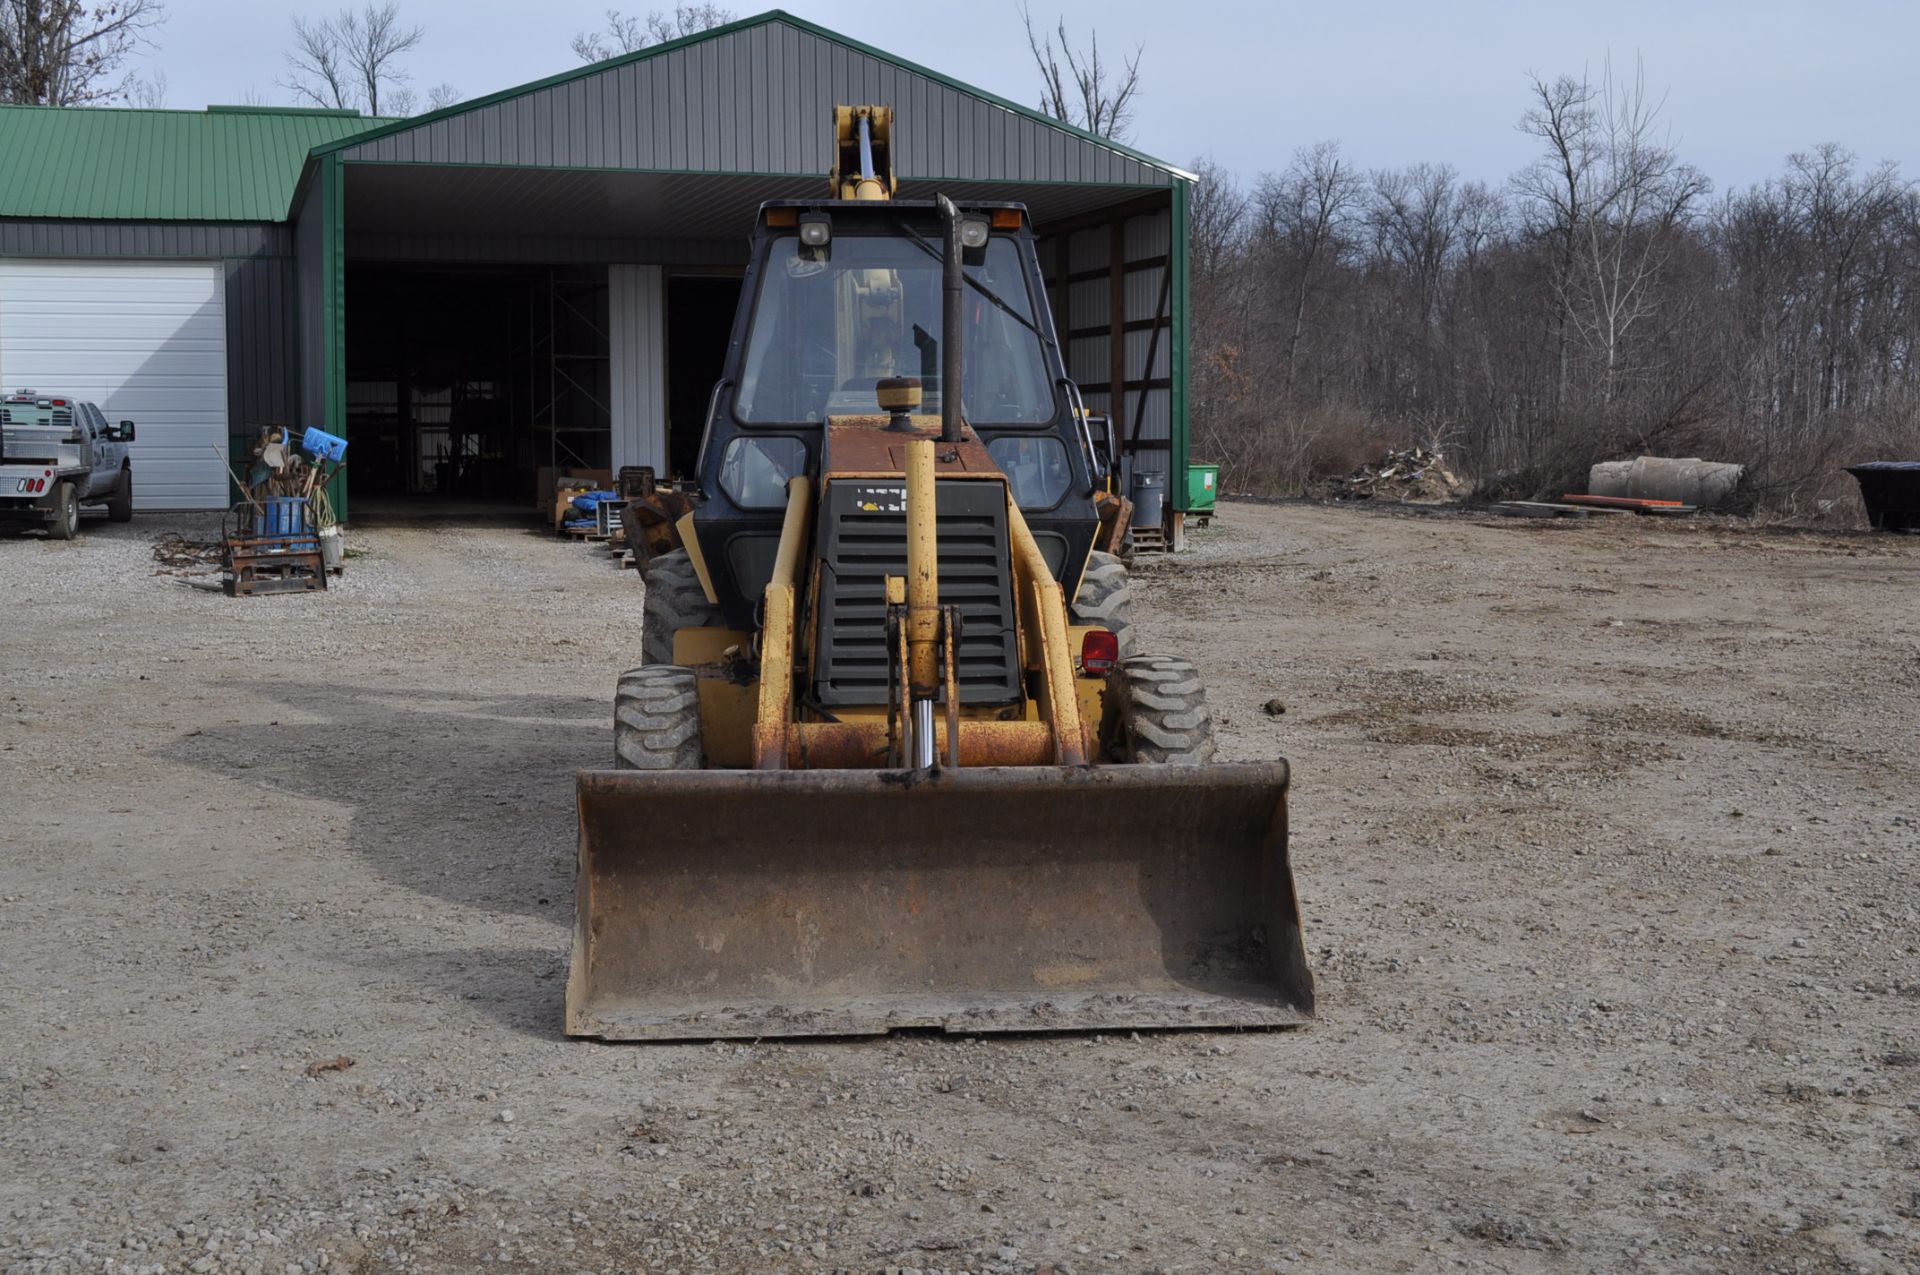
top-left (529, 271), bottom-right (612, 476)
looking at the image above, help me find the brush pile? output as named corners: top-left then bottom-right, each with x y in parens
top-left (1326, 446), bottom-right (1466, 504)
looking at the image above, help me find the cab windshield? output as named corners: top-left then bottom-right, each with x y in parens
top-left (735, 230), bottom-right (1056, 426)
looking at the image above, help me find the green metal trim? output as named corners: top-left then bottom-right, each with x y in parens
top-left (207, 105), bottom-right (364, 118)
top-left (306, 9), bottom-right (1190, 181)
top-left (1170, 178), bottom-right (1191, 514)
top-left (321, 153), bottom-right (349, 521)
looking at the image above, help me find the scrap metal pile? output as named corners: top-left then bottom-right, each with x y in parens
top-left (1327, 446), bottom-right (1467, 504)
top-left (218, 425), bottom-right (349, 597)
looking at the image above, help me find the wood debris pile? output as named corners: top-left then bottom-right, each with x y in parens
top-left (1327, 447), bottom-right (1467, 504)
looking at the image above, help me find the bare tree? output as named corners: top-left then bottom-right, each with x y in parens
top-left (0, 0), bottom-right (165, 105)
top-left (571, 4), bottom-right (734, 62)
top-left (124, 65), bottom-right (165, 107)
top-left (1255, 141), bottom-right (1364, 397)
top-left (284, 13), bottom-right (350, 108)
top-left (282, 3), bottom-right (434, 116)
top-left (1514, 58), bottom-right (1708, 411)
top-left (1020, 4), bottom-right (1141, 141)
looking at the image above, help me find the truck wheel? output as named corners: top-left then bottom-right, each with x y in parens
top-left (614, 665), bottom-right (704, 770)
top-left (108, 468), bottom-right (133, 523)
top-left (46, 481), bottom-right (79, 541)
top-left (1108, 655), bottom-right (1217, 764)
top-left (1071, 550), bottom-right (1138, 656)
top-left (641, 550), bottom-right (724, 666)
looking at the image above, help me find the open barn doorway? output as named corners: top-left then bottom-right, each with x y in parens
top-left (663, 275), bottom-right (740, 483)
top-left (344, 264), bottom-right (610, 507)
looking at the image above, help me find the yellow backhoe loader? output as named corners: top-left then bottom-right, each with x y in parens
top-left (567, 107), bottom-right (1312, 1039)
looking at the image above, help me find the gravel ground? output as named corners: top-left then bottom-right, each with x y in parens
top-left (1, 501), bottom-right (1916, 1275)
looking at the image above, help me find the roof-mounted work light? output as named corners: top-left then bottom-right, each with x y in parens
top-left (798, 212), bottom-right (832, 248)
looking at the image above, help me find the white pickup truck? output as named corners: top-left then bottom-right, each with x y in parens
top-left (0, 390), bottom-right (136, 540)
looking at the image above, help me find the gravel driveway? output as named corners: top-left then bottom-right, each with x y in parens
top-left (1, 502), bottom-right (1915, 1275)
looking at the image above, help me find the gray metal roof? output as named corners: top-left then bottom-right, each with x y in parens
top-left (323, 11), bottom-right (1187, 188)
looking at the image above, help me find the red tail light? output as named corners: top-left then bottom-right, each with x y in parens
top-left (1080, 630), bottom-right (1119, 676)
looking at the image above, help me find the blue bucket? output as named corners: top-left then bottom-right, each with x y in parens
top-left (302, 427), bottom-right (348, 463)
top-left (258, 496), bottom-right (318, 550)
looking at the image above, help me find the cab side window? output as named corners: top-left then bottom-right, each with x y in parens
top-left (987, 435), bottom-right (1072, 510)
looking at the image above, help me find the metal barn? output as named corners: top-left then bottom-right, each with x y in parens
top-left (0, 10), bottom-right (1196, 521)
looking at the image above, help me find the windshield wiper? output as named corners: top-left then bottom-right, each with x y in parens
top-left (892, 219), bottom-right (1044, 338)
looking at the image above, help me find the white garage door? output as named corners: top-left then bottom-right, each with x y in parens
top-left (0, 260), bottom-right (229, 509)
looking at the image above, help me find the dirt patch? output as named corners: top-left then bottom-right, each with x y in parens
top-left (2, 502), bottom-right (1918, 1275)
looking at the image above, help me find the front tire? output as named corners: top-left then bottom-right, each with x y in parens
top-left (640, 550), bottom-right (724, 666)
top-left (1071, 550), bottom-right (1138, 656)
top-left (108, 469), bottom-right (133, 523)
top-left (1108, 655), bottom-right (1218, 764)
top-left (46, 481), bottom-right (79, 541)
top-left (614, 665), bottom-right (704, 770)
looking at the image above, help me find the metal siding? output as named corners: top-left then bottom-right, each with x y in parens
top-left (1068, 227), bottom-right (1106, 272)
top-left (1124, 264), bottom-right (1167, 320)
top-left (1128, 392), bottom-right (1171, 476)
top-left (1067, 278), bottom-right (1106, 329)
top-left (331, 21), bottom-right (1173, 186)
top-left (225, 255), bottom-right (297, 432)
top-left (1125, 207), bottom-right (1171, 260)
top-left (608, 264), bottom-right (665, 471)
top-left (1115, 204), bottom-right (1175, 478)
top-left (1069, 335), bottom-right (1107, 384)
top-left (1124, 328), bottom-right (1171, 381)
top-left (0, 221), bottom-right (289, 258)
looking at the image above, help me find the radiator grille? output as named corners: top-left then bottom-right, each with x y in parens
top-left (813, 478), bottom-right (1022, 707)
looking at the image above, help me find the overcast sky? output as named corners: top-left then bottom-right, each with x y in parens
top-left (143, 0), bottom-right (1917, 193)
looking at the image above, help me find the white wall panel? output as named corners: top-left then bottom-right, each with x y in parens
top-left (608, 263), bottom-right (665, 472)
top-left (0, 259), bottom-right (227, 509)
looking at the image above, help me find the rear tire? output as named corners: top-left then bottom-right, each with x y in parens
top-left (108, 469), bottom-right (133, 523)
top-left (1108, 654), bottom-right (1217, 764)
top-left (641, 550), bottom-right (724, 666)
top-left (614, 665), bottom-right (704, 770)
top-left (46, 482), bottom-right (79, 541)
top-left (1071, 550), bottom-right (1138, 656)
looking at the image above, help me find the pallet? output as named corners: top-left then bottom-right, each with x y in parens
top-left (1130, 525), bottom-right (1169, 554)
top-left (224, 543), bottom-right (326, 596)
top-left (1489, 501), bottom-right (1632, 519)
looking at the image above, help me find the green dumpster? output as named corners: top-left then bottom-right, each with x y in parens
top-left (1187, 463), bottom-right (1220, 515)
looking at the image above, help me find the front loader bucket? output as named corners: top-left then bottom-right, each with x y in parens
top-left (567, 762), bottom-right (1312, 1040)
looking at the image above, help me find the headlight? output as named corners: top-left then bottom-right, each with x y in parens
top-left (958, 218), bottom-right (990, 250)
